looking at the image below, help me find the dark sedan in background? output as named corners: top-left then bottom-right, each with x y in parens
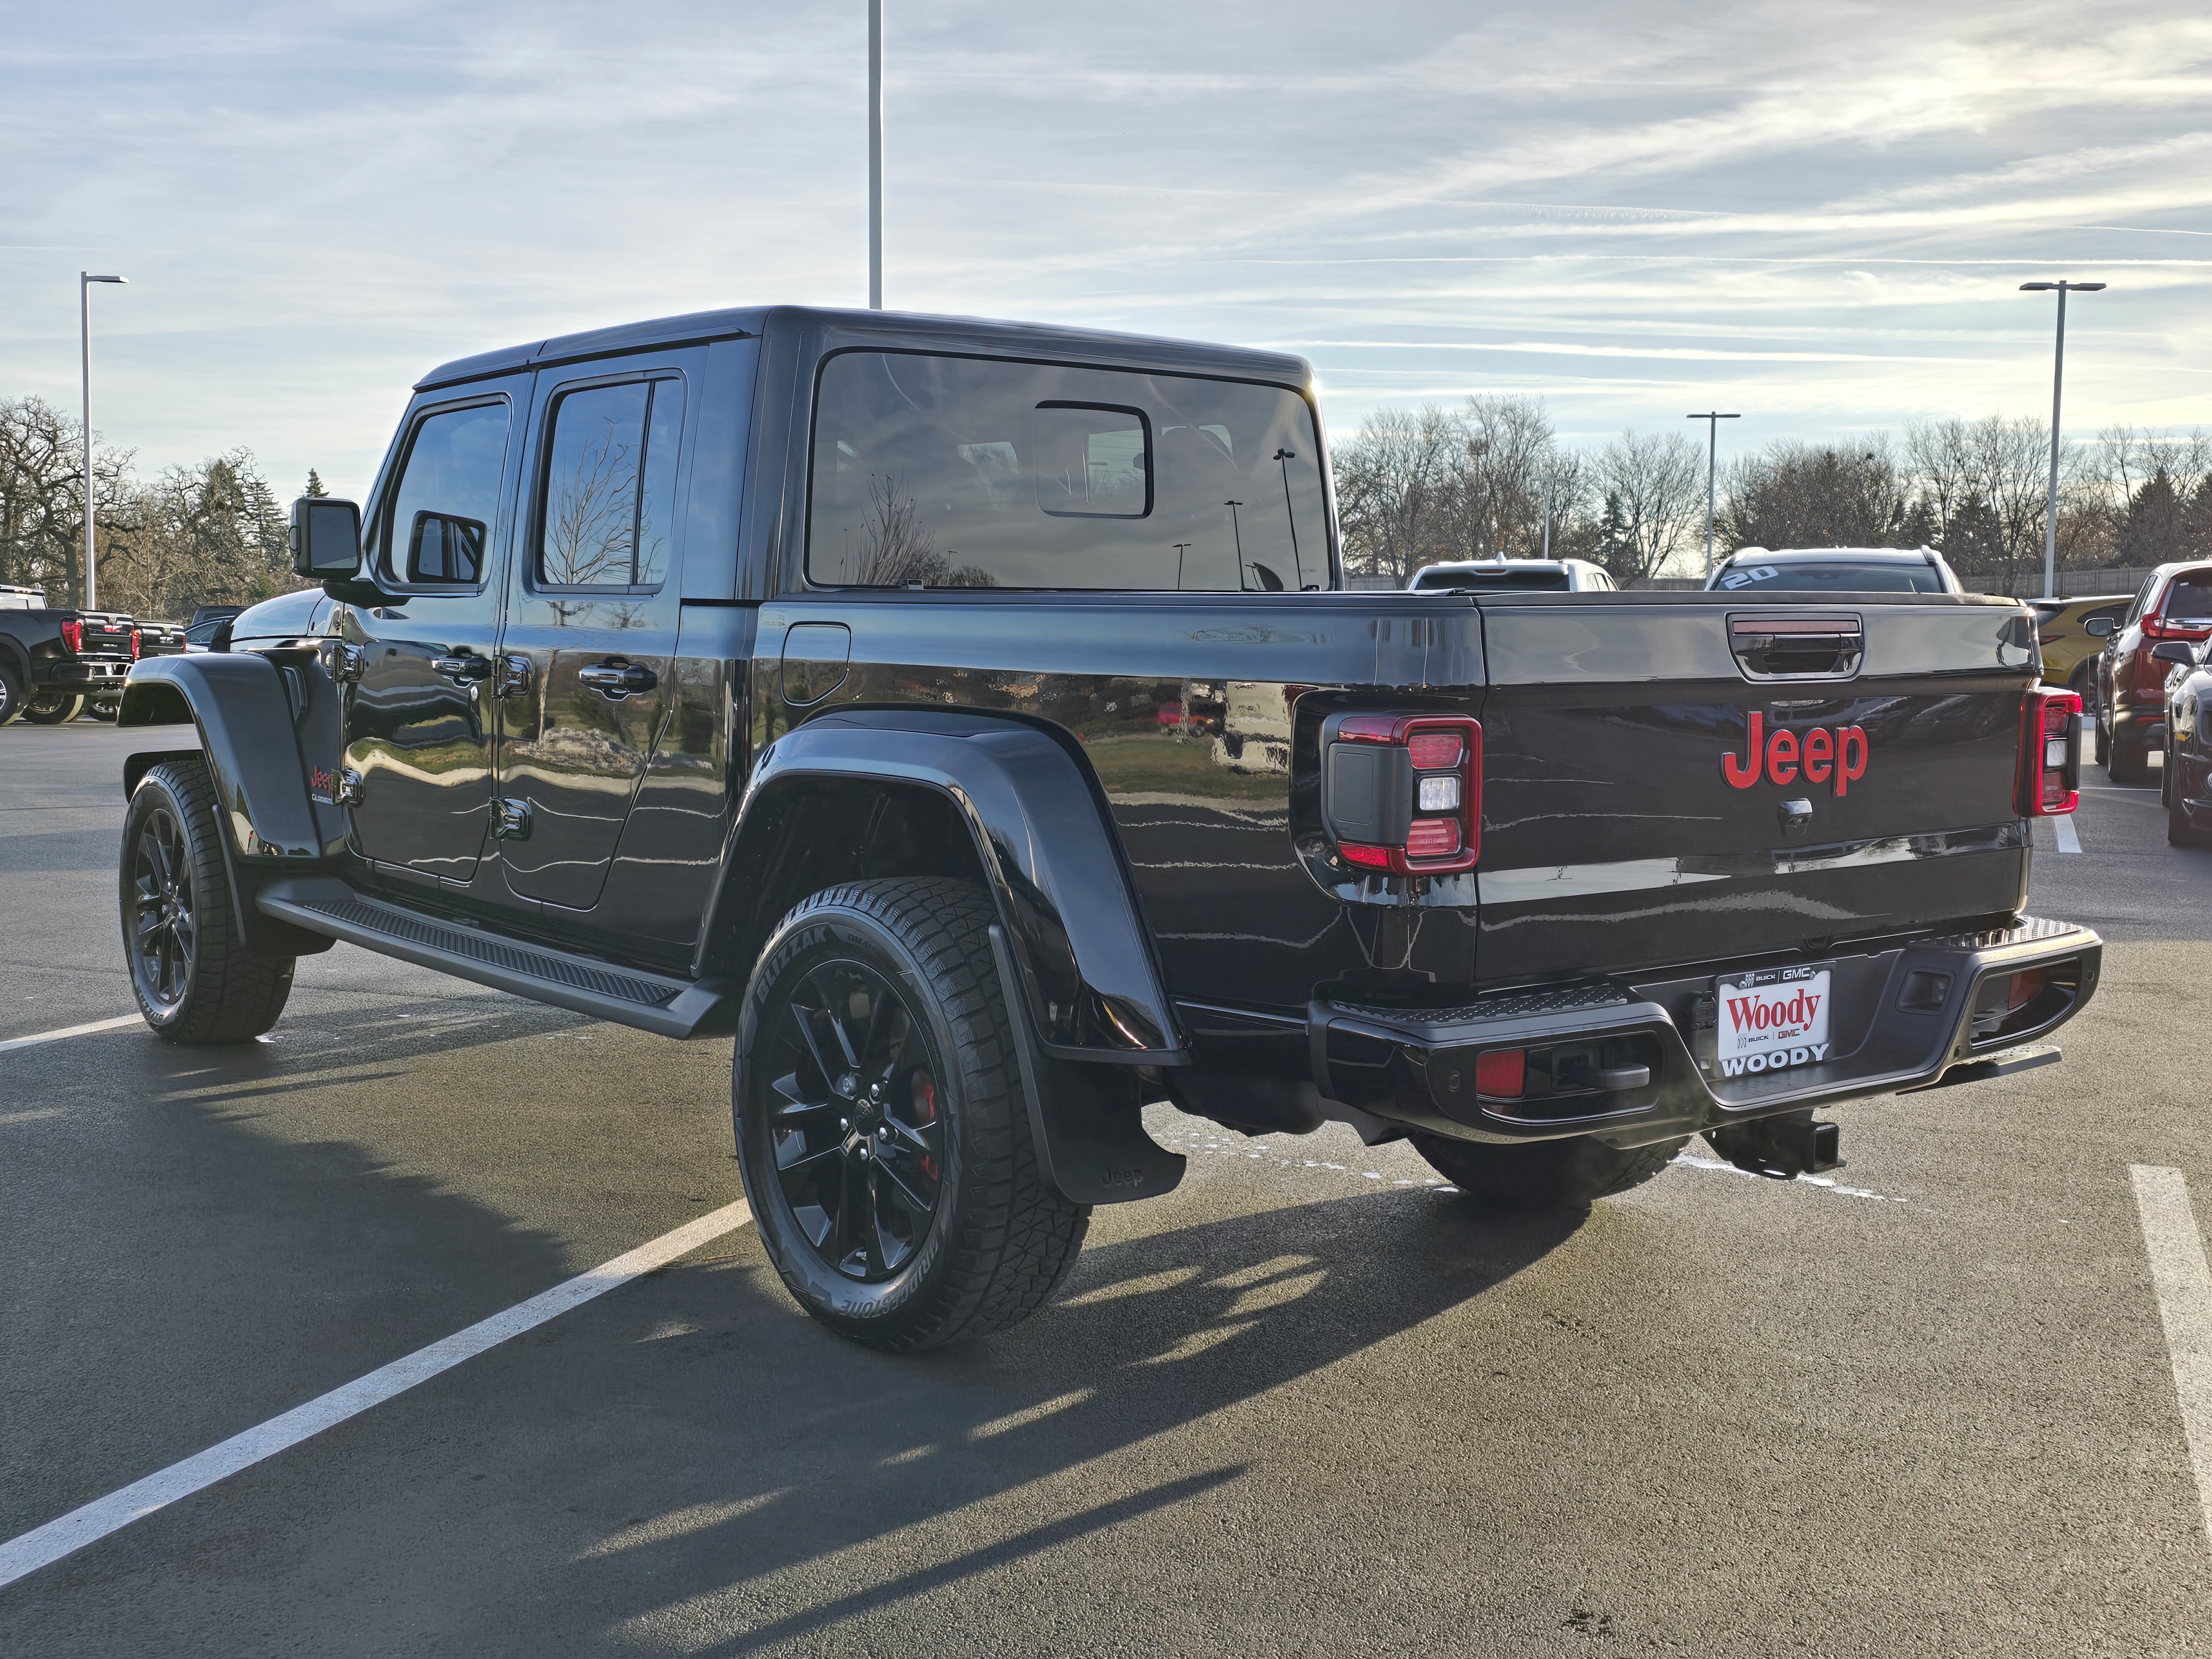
top-left (2159, 636), bottom-right (2212, 847)
top-left (2094, 561), bottom-right (2212, 784)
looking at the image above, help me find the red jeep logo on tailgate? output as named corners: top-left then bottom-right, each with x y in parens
top-left (1723, 712), bottom-right (1867, 796)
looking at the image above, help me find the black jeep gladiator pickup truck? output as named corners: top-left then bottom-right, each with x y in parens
top-left (0, 592), bottom-right (138, 724)
top-left (114, 305), bottom-right (2100, 1350)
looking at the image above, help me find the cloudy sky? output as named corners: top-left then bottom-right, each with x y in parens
top-left (4, 1), bottom-right (2209, 498)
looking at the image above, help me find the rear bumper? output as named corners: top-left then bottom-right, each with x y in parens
top-left (1313, 915), bottom-right (2101, 1147)
top-left (2111, 701), bottom-right (2167, 743)
top-left (39, 659), bottom-right (132, 687)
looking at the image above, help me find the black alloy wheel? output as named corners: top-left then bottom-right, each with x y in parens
top-left (118, 755), bottom-right (295, 1042)
top-left (735, 878), bottom-right (1089, 1351)
top-left (763, 955), bottom-right (945, 1284)
top-left (129, 801), bottom-right (197, 1011)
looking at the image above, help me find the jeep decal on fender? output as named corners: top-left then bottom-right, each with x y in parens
top-left (1723, 711), bottom-right (1867, 796)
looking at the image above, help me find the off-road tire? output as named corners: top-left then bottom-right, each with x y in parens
top-left (0, 662), bottom-right (22, 725)
top-left (85, 694), bottom-right (120, 721)
top-left (2108, 732), bottom-right (2149, 785)
top-left (119, 755), bottom-right (295, 1043)
top-left (22, 692), bottom-right (84, 725)
top-left (734, 877), bottom-right (1089, 1351)
top-left (1410, 1131), bottom-right (1689, 1212)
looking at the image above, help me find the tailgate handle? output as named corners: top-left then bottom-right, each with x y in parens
top-left (1730, 615), bottom-right (1863, 681)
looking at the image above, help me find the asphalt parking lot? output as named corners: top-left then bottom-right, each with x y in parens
top-left (3, 718), bottom-right (2210, 1656)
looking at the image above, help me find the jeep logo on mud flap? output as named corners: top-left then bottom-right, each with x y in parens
top-left (1723, 711), bottom-right (1868, 796)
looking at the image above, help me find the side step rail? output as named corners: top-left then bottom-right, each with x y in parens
top-left (255, 877), bottom-right (731, 1039)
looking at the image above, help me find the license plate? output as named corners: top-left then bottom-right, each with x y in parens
top-left (1714, 966), bottom-right (1833, 1078)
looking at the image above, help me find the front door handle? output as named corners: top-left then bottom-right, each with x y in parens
top-left (578, 661), bottom-right (657, 700)
top-left (432, 653), bottom-right (492, 684)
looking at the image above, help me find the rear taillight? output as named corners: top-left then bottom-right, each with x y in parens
top-left (60, 618), bottom-right (82, 654)
top-left (129, 628), bottom-right (141, 660)
top-left (1322, 712), bottom-right (1482, 874)
top-left (2017, 687), bottom-right (2080, 817)
top-left (2144, 615), bottom-right (2212, 643)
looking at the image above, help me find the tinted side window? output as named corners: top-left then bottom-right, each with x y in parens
top-left (384, 401), bottom-right (512, 586)
top-left (538, 378), bottom-right (685, 590)
top-left (806, 352), bottom-right (1327, 591)
top-left (2166, 577), bottom-right (2212, 623)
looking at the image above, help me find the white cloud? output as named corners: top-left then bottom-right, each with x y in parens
top-left (2, 0), bottom-right (2208, 494)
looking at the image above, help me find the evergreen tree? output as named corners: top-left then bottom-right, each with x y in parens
top-left (304, 469), bottom-right (327, 498)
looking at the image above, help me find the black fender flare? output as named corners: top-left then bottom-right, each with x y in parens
top-left (717, 707), bottom-right (1188, 1206)
top-left (722, 707), bottom-right (1185, 1063)
top-left (118, 653), bottom-right (333, 956)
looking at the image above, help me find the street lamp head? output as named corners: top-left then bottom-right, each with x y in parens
top-left (83, 274), bottom-right (127, 285)
top-left (2020, 281), bottom-right (2106, 293)
top-left (2020, 282), bottom-right (2056, 291)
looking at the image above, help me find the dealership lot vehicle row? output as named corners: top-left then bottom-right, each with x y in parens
top-left (7, 723), bottom-right (2212, 1652)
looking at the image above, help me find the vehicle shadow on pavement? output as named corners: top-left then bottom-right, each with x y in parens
top-left (1, 1036), bottom-right (590, 1546)
top-left (518, 1190), bottom-right (1590, 1654)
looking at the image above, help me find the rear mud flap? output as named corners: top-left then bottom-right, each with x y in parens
top-left (990, 925), bottom-right (1184, 1206)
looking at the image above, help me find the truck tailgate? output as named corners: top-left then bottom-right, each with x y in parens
top-left (1474, 594), bottom-right (2037, 984)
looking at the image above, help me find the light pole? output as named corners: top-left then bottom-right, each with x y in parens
top-left (868, 0), bottom-right (883, 309)
top-left (80, 272), bottom-right (128, 611)
top-left (1271, 448), bottom-right (1305, 589)
top-left (1686, 411), bottom-right (1739, 581)
top-left (2021, 280), bottom-right (2105, 601)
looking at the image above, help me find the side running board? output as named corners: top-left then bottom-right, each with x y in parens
top-left (255, 877), bottom-right (732, 1039)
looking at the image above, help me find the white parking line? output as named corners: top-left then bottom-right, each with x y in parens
top-left (2054, 814), bottom-right (2082, 853)
top-left (2130, 1166), bottom-right (2212, 1556)
top-left (0, 1198), bottom-right (753, 1592)
top-left (0, 1014), bottom-right (143, 1056)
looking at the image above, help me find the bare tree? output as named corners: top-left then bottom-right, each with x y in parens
top-left (1591, 428), bottom-right (1704, 582)
top-left (1721, 439), bottom-right (1910, 556)
top-left (1902, 416), bottom-right (2081, 594)
top-left (1332, 403), bottom-right (1465, 582)
top-left (846, 473), bottom-right (994, 588)
top-left (0, 395), bottom-right (134, 606)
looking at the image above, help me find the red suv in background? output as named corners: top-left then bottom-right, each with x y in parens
top-left (2095, 561), bottom-right (2212, 783)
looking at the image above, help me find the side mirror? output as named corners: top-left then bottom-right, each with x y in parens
top-left (2151, 640), bottom-right (2195, 665)
top-left (2084, 615), bottom-right (2116, 638)
top-left (290, 497), bottom-right (363, 580)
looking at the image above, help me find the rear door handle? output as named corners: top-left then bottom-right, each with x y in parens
top-left (432, 653), bottom-right (492, 684)
top-left (578, 661), bottom-right (656, 700)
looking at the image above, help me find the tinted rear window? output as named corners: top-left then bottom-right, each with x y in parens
top-left (1715, 561), bottom-right (1944, 594)
top-left (806, 352), bottom-right (1328, 591)
top-left (1413, 568), bottom-right (1571, 591)
top-left (2163, 577), bottom-right (2212, 623)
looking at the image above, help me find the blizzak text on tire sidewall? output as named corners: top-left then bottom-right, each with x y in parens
top-left (119, 755), bottom-right (295, 1044)
top-left (733, 878), bottom-right (1088, 1352)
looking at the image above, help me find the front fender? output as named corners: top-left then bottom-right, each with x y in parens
top-left (120, 653), bottom-right (323, 861)
top-left (729, 707), bottom-right (1186, 1065)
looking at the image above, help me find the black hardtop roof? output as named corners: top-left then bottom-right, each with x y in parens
top-left (416, 304), bottom-right (1312, 393)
